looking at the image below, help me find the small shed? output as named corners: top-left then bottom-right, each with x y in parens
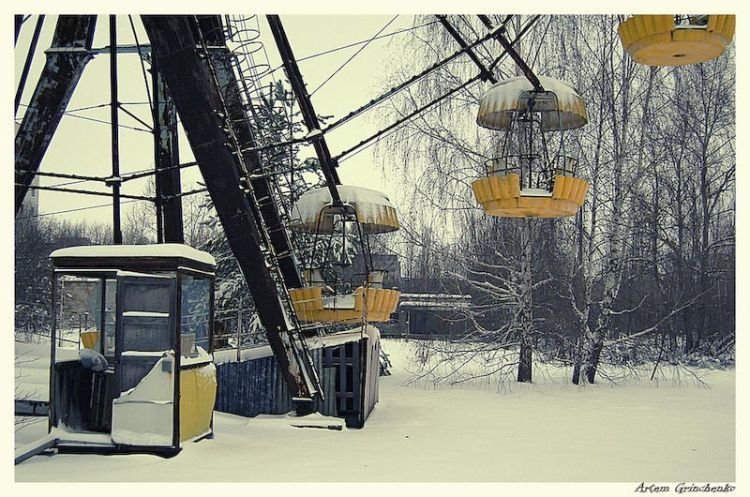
top-left (214, 326), bottom-right (382, 428)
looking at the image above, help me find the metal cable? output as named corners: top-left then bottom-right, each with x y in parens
top-left (16, 198), bottom-right (140, 220)
top-left (309, 15), bottom-right (399, 97)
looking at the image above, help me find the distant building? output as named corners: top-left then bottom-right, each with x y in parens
top-left (332, 254), bottom-right (477, 339)
top-left (384, 293), bottom-right (473, 339)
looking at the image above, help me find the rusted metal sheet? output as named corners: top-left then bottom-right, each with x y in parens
top-left (324, 338), bottom-right (379, 428)
top-left (15, 15), bottom-right (97, 214)
top-left (216, 348), bottom-right (323, 417)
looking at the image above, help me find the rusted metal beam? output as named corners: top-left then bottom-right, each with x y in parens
top-left (266, 15), bottom-right (342, 206)
top-left (152, 53), bottom-right (184, 243)
top-left (109, 16), bottom-right (123, 244)
top-left (20, 184), bottom-right (154, 201)
top-left (141, 15), bottom-right (318, 401)
top-left (196, 15), bottom-right (301, 288)
top-left (15, 15), bottom-right (98, 215)
top-left (15, 15), bottom-right (45, 115)
top-left (14, 168), bottom-right (107, 183)
top-left (436, 15), bottom-right (497, 83)
top-left (15, 15), bottom-right (26, 45)
top-left (478, 14), bottom-right (545, 92)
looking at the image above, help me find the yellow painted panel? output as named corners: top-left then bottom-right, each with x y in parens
top-left (644, 15), bottom-right (659, 37)
top-left (561, 176), bottom-right (575, 199)
top-left (484, 180), bottom-right (495, 202)
top-left (471, 180), bottom-right (484, 203)
top-left (483, 179), bottom-right (496, 202)
top-left (633, 15), bottom-right (648, 39)
top-left (575, 181), bottom-right (590, 204)
top-left (493, 176), bottom-right (507, 199)
top-left (507, 174), bottom-right (521, 197)
top-left (708, 14), bottom-right (734, 37)
top-left (475, 173), bottom-right (586, 218)
top-left (551, 176), bottom-right (565, 199)
top-left (478, 189), bottom-right (587, 218)
top-left (659, 16), bottom-right (675, 33)
top-left (179, 363), bottom-right (217, 442)
top-left (488, 176), bottom-right (502, 200)
top-left (81, 331), bottom-right (100, 349)
top-left (566, 179), bottom-right (587, 205)
top-left (620, 15), bottom-right (733, 66)
top-left (291, 286), bottom-right (400, 324)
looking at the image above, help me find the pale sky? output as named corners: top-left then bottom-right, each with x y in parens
top-left (13, 14), bottom-right (415, 227)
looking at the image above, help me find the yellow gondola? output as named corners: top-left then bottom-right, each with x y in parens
top-left (473, 76), bottom-right (589, 218)
top-left (472, 170), bottom-right (588, 218)
top-left (618, 15), bottom-right (735, 66)
top-left (289, 285), bottom-right (400, 323)
top-left (288, 185), bottom-right (400, 323)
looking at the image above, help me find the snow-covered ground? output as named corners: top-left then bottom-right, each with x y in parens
top-left (14, 339), bottom-right (735, 488)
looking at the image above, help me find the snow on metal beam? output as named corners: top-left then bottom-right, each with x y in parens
top-left (266, 15), bottom-right (342, 204)
top-left (195, 15), bottom-right (302, 289)
top-left (15, 15), bottom-right (98, 215)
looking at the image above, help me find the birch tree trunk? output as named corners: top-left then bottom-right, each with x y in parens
top-left (517, 218), bottom-right (534, 382)
top-left (579, 17), bottom-right (635, 383)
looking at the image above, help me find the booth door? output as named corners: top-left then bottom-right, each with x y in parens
top-left (111, 274), bottom-right (178, 448)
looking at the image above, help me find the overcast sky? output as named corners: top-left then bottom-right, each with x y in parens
top-left (13, 14), bottom-right (416, 227)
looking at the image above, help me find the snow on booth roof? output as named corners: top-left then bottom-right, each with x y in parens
top-left (50, 243), bottom-right (216, 267)
top-left (477, 75), bottom-right (588, 131)
top-left (289, 185), bottom-right (400, 235)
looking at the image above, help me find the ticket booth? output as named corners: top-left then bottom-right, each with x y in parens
top-left (48, 244), bottom-right (217, 455)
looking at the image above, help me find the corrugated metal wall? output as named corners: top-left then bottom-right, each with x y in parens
top-left (215, 347), bottom-right (337, 417)
top-left (215, 337), bottom-right (380, 428)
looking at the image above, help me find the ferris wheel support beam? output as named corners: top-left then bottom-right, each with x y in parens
top-left (15, 15), bottom-right (26, 45)
top-left (141, 14), bottom-right (320, 402)
top-left (15, 15), bottom-right (98, 216)
top-left (195, 15), bottom-right (303, 289)
top-left (109, 16), bottom-right (123, 245)
top-left (477, 14), bottom-right (545, 93)
top-left (436, 15), bottom-right (497, 83)
top-left (15, 15), bottom-right (45, 116)
top-left (266, 15), bottom-right (343, 207)
top-left (152, 53), bottom-right (184, 244)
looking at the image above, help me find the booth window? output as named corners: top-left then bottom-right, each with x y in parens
top-left (103, 279), bottom-right (117, 357)
top-left (121, 280), bottom-right (173, 352)
top-left (180, 275), bottom-right (211, 356)
top-left (57, 276), bottom-right (103, 351)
